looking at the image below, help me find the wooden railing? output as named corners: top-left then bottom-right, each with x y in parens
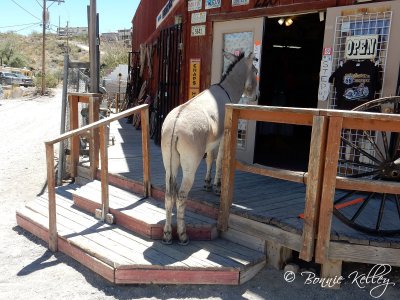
top-left (45, 103), bottom-right (150, 252)
top-left (218, 104), bottom-right (400, 263)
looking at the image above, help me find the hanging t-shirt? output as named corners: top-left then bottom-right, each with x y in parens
top-left (329, 60), bottom-right (382, 110)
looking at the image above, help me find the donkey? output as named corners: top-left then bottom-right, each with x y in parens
top-left (161, 52), bottom-right (258, 245)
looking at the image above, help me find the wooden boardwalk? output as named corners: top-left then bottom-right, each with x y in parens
top-left (90, 119), bottom-right (400, 247)
top-left (16, 188), bottom-right (265, 285)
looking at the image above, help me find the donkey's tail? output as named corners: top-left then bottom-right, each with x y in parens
top-left (163, 131), bottom-right (180, 199)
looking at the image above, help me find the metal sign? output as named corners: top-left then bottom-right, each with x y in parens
top-left (188, 0), bottom-right (202, 11)
top-left (191, 12), bottom-right (207, 24)
top-left (205, 0), bottom-right (221, 9)
top-left (156, 0), bottom-right (179, 28)
top-left (345, 35), bottom-right (378, 60)
top-left (189, 59), bottom-right (201, 98)
top-left (318, 47), bottom-right (333, 101)
top-left (232, 0), bottom-right (249, 6)
top-left (191, 25), bottom-right (206, 36)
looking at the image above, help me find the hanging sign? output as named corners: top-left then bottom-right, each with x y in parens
top-left (205, 0), bottom-right (221, 9)
top-left (188, 0), bottom-right (202, 11)
top-left (345, 35), bottom-right (378, 60)
top-left (318, 47), bottom-right (333, 101)
top-left (253, 40), bottom-right (261, 79)
top-left (232, 0), bottom-right (249, 6)
top-left (189, 59), bottom-right (201, 99)
top-left (156, 0), bottom-right (179, 28)
top-left (191, 25), bottom-right (206, 36)
top-left (191, 12), bottom-right (207, 24)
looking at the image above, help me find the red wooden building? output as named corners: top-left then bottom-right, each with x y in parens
top-left (131, 0), bottom-right (400, 167)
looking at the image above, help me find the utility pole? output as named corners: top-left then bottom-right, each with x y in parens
top-left (41, 0), bottom-right (65, 95)
top-left (41, 0), bottom-right (46, 95)
top-left (89, 0), bottom-right (99, 93)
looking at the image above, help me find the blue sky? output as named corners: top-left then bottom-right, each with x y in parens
top-left (0, 0), bottom-right (140, 35)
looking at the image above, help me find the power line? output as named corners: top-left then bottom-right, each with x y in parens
top-left (10, 0), bottom-right (41, 21)
top-left (35, 0), bottom-right (43, 8)
top-left (14, 23), bottom-right (41, 33)
top-left (0, 22), bottom-right (39, 29)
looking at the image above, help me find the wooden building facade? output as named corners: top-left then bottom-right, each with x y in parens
top-left (131, 0), bottom-right (400, 165)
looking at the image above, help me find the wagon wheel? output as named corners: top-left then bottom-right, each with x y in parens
top-left (333, 96), bottom-right (400, 236)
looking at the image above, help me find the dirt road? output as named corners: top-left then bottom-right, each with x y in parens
top-left (0, 89), bottom-right (399, 299)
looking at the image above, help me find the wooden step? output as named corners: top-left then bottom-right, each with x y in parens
top-left (68, 180), bottom-right (218, 241)
top-left (16, 193), bottom-right (266, 285)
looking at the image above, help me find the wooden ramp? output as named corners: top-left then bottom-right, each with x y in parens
top-left (16, 187), bottom-right (266, 285)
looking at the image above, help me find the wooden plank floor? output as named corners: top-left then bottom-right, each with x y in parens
top-left (83, 119), bottom-right (400, 247)
top-left (66, 180), bottom-right (218, 240)
top-left (16, 191), bottom-right (266, 285)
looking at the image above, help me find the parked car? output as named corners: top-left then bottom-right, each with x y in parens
top-left (13, 73), bottom-right (34, 87)
top-left (0, 72), bottom-right (23, 85)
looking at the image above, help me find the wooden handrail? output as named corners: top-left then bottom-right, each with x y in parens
top-left (218, 103), bottom-right (400, 264)
top-left (45, 103), bottom-right (150, 252)
top-left (45, 104), bottom-right (148, 145)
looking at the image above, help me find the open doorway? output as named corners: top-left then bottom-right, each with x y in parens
top-left (254, 13), bottom-right (325, 171)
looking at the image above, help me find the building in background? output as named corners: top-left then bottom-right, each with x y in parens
top-left (131, 0), bottom-right (400, 167)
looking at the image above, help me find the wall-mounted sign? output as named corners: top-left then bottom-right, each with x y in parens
top-left (253, 40), bottom-right (261, 77)
top-left (189, 59), bottom-right (201, 99)
top-left (191, 12), bottom-right (207, 24)
top-left (345, 35), bottom-right (378, 60)
top-left (156, 0), bottom-right (179, 28)
top-left (232, 0), bottom-right (249, 6)
top-left (254, 0), bottom-right (278, 8)
top-left (205, 0), bottom-right (221, 10)
top-left (188, 0), bottom-right (202, 11)
top-left (191, 25), bottom-right (206, 37)
top-left (318, 47), bottom-right (333, 101)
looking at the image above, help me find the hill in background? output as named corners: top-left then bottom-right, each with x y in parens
top-left (0, 32), bottom-right (129, 87)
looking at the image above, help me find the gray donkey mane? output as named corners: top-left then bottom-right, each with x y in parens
top-left (220, 52), bottom-right (245, 83)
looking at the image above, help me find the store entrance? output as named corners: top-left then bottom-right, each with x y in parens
top-left (254, 13), bottom-right (325, 171)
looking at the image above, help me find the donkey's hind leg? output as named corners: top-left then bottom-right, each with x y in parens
top-left (177, 155), bottom-right (201, 245)
top-left (162, 159), bottom-right (179, 245)
top-left (203, 150), bottom-right (214, 192)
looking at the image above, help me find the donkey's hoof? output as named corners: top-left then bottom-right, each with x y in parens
top-left (162, 238), bottom-right (173, 245)
top-left (178, 233), bottom-right (189, 246)
top-left (162, 231), bottom-right (172, 245)
top-left (203, 179), bottom-right (212, 192)
top-left (213, 184), bottom-right (221, 195)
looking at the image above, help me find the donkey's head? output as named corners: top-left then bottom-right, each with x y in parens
top-left (222, 52), bottom-right (258, 103)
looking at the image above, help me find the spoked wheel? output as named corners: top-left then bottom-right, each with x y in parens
top-left (333, 96), bottom-right (400, 236)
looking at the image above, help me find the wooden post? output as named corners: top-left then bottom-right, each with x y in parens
top-left (299, 115), bottom-right (328, 261)
top-left (141, 107), bottom-right (151, 197)
top-left (89, 95), bottom-right (100, 179)
top-left (46, 143), bottom-right (58, 252)
top-left (217, 106), bottom-right (239, 231)
top-left (266, 241), bottom-right (292, 269)
top-left (321, 259), bottom-right (343, 289)
top-left (316, 117), bottom-right (343, 264)
top-left (69, 95), bottom-right (79, 178)
top-left (99, 125), bottom-right (109, 219)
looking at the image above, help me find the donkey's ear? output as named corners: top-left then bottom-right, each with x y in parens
top-left (223, 51), bottom-right (239, 63)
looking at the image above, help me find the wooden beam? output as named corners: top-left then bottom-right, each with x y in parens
top-left (89, 95), bottom-right (100, 179)
top-left (315, 117), bottom-right (343, 264)
top-left (336, 177), bottom-right (400, 194)
top-left (236, 161), bottom-right (306, 184)
top-left (45, 143), bottom-right (57, 252)
top-left (238, 109), bottom-right (314, 126)
top-left (99, 126), bottom-right (109, 218)
top-left (300, 115), bottom-right (328, 262)
top-left (141, 107), bottom-right (151, 197)
top-left (68, 94), bottom-right (79, 177)
top-left (218, 107), bottom-right (239, 231)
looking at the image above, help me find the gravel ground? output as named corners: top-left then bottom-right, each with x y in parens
top-left (0, 88), bottom-right (399, 299)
